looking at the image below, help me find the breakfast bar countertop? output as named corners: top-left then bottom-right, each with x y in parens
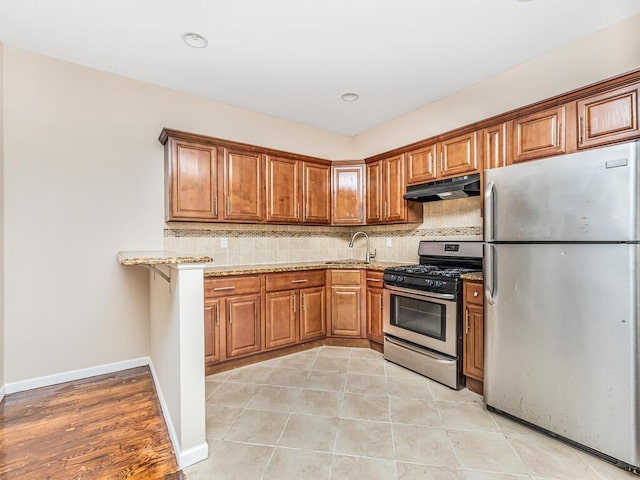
top-left (117, 251), bottom-right (213, 266)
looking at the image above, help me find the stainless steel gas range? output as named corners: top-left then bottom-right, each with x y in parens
top-left (383, 241), bottom-right (483, 389)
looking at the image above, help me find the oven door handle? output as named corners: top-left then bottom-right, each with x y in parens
top-left (385, 336), bottom-right (456, 364)
top-left (384, 285), bottom-right (455, 301)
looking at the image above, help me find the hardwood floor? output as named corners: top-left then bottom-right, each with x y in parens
top-left (0, 366), bottom-right (182, 479)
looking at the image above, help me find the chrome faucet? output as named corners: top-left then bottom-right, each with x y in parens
top-left (349, 231), bottom-right (376, 264)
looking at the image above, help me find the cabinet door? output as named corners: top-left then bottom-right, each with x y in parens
top-left (512, 106), bottom-right (566, 163)
top-left (440, 131), bottom-right (478, 177)
top-left (265, 290), bottom-right (297, 349)
top-left (463, 304), bottom-right (484, 381)
top-left (223, 148), bottom-right (263, 221)
top-left (204, 299), bottom-right (222, 364)
top-left (331, 164), bottom-right (365, 225)
top-left (484, 123), bottom-right (511, 170)
top-left (366, 161), bottom-right (383, 223)
top-left (168, 140), bottom-right (218, 220)
top-left (383, 154), bottom-right (406, 222)
top-left (300, 286), bottom-right (326, 341)
top-left (406, 145), bottom-right (437, 184)
top-left (577, 84), bottom-right (639, 149)
top-left (226, 294), bottom-right (261, 358)
top-left (266, 156), bottom-right (300, 223)
top-left (366, 287), bottom-right (383, 343)
top-left (330, 286), bottom-right (362, 337)
top-left (302, 162), bottom-right (331, 224)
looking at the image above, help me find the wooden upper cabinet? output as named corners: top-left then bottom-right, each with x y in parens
top-left (484, 122), bottom-right (511, 170)
top-left (406, 145), bottom-right (437, 185)
top-left (577, 83), bottom-right (639, 149)
top-left (167, 139), bottom-right (218, 221)
top-left (512, 105), bottom-right (566, 163)
top-left (266, 156), bottom-right (300, 223)
top-left (223, 148), bottom-right (263, 222)
top-left (440, 131), bottom-right (478, 178)
top-left (302, 162), bottom-right (331, 224)
top-left (384, 154), bottom-right (406, 222)
top-left (366, 155), bottom-right (420, 224)
top-left (332, 164), bottom-right (365, 225)
top-left (366, 161), bottom-right (383, 223)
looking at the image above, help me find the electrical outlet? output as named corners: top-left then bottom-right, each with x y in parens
top-left (386, 237), bottom-right (392, 247)
top-left (220, 237), bottom-right (228, 248)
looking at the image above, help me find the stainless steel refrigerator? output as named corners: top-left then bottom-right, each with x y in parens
top-left (484, 140), bottom-right (640, 471)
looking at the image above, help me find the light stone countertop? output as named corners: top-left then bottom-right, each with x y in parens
top-left (204, 260), bottom-right (410, 277)
top-left (461, 271), bottom-right (484, 281)
top-left (118, 251), bottom-right (213, 266)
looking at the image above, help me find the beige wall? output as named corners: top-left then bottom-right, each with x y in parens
top-left (0, 42), bottom-right (5, 389)
top-left (2, 47), bottom-right (352, 383)
top-left (353, 14), bottom-right (640, 158)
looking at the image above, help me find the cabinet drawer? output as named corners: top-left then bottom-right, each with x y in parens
top-left (265, 270), bottom-right (325, 292)
top-left (205, 275), bottom-right (261, 298)
top-left (331, 270), bottom-right (362, 285)
top-left (464, 281), bottom-right (483, 305)
top-left (365, 270), bottom-right (384, 288)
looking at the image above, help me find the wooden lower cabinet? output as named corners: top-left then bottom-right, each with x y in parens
top-left (204, 275), bottom-right (262, 366)
top-left (463, 279), bottom-right (484, 394)
top-left (204, 299), bottom-right (222, 364)
top-left (366, 271), bottom-right (384, 343)
top-left (264, 270), bottom-right (326, 349)
top-left (329, 270), bottom-right (365, 337)
top-left (225, 294), bottom-right (262, 358)
top-left (265, 290), bottom-right (297, 349)
top-left (299, 286), bottom-right (326, 341)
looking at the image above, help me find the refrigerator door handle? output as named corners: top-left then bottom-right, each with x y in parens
top-left (484, 181), bottom-right (496, 241)
top-left (485, 244), bottom-right (497, 305)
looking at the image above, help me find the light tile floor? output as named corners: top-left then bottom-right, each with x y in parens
top-left (185, 346), bottom-right (636, 480)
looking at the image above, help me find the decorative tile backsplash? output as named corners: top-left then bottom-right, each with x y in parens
top-left (164, 197), bottom-right (482, 265)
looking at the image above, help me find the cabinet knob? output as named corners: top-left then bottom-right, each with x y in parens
top-left (473, 291), bottom-right (479, 297)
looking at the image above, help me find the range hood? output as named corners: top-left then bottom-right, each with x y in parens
top-left (403, 173), bottom-right (481, 202)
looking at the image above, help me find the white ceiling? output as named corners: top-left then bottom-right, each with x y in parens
top-left (1, 0), bottom-right (639, 136)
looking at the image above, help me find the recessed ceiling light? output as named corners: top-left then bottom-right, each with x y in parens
top-left (341, 92), bottom-right (360, 102)
top-left (182, 32), bottom-right (208, 48)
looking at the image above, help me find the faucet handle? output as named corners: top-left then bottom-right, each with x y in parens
top-left (370, 249), bottom-right (377, 260)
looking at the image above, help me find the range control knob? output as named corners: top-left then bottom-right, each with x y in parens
top-left (397, 276), bottom-right (405, 282)
top-left (434, 280), bottom-right (445, 288)
top-left (424, 279), bottom-right (434, 287)
top-left (390, 275), bottom-right (398, 282)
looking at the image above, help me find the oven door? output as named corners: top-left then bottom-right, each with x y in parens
top-left (383, 285), bottom-right (458, 357)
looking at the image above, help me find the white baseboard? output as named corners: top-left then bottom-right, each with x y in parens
top-left (0, 383), bottom-right (5, 403)
top-left (3, 357), bottom-right (150, 395)
top-left (178, 442), bottom-right (209, 469)
top-left (147, 360), bottom-right (208, 469)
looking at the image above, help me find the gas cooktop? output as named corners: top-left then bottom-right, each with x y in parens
top-left (383, 241), bottom-right (483, 296)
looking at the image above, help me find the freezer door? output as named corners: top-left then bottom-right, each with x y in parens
top-left (484, 243), bottom-right (639, 466)
top-left (484, 141), bottom-right (639, 242)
